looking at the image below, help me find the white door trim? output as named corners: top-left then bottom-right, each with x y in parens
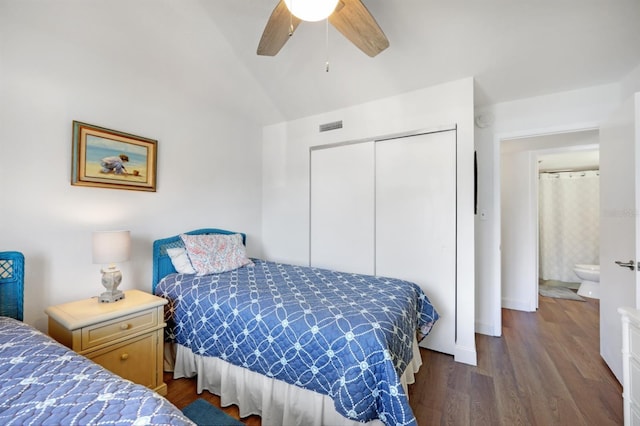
top-left (491, 122), bottom-right (600, 336)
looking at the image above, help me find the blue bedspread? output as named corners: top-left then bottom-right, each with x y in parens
top-left (0, 316), bottom-right (194, 426)
top-left (156, 259), bottom-right (439, 426)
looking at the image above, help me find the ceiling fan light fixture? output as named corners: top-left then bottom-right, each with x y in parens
top-left (283, 0), bottom-right (339, 22)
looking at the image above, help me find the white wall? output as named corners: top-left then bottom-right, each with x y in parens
top-left (0, 0), bottom-right (265, 330)
top-left (500, 149), bottom-right (538, 311)
top-left (621, 63), bottom-right (640, 99)
top-left (262, 78), bottom-right (477, 364)
top-left (474, 84), bottom-right (621, 335)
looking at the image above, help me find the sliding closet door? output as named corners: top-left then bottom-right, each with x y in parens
top-left (376, 130), bottom-right (456, 355)
top-left (310, 142), bottom-right (375, 275)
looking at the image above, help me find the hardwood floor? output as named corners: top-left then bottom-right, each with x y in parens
top-left (165, 294), bottom-right (623, 425)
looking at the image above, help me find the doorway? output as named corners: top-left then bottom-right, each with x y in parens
top-left (500, 129), bottom-right (600, 312)
top-left (537, 148), bottom-right (600, 304)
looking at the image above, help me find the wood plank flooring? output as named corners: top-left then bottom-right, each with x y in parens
top-left (164, 294), bottom-right (623, 425)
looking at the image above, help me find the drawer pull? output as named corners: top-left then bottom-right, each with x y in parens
top-left (120, 353), bottom-right (129, 361)
top-left (120, 323), bottom-right (130, 330)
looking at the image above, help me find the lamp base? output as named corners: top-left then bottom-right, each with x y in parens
top-left (99, 266), bottom-right (125, 303)
top-left (99, 290), bottom-right (125, 303)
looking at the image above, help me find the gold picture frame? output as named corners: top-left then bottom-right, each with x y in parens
top-left (71, 121), bottom-right (157, 192)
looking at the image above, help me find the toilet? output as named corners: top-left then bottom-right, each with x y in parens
top-left (573, 264), bottom-right (600, 299)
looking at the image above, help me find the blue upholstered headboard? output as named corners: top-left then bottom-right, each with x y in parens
top-left (151, 228), bottom-right (247, 294)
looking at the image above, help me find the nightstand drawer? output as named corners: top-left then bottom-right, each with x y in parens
top-left (632, 325), bottom-right (640, 359)
top-left (88, 332), bottom-right (158, 389)
top-left (81, 308), bottom-right (158, 351)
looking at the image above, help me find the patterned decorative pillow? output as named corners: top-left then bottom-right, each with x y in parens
top-left (166, 247), bottom-right (196, 274)
top-left (180, 233), bottom-right (253, 275)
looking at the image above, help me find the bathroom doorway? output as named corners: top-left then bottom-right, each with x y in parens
top-left (500, 129), bottom-right (600, 312)
top-left (537, 147), bottom-right (600, 303)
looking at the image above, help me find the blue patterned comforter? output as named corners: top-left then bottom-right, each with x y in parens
top-left (0, 316), bottom-right (194, 426)
top-left (156, 259), bottom-right (439, 426)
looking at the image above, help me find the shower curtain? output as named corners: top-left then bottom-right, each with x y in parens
top-left (539, 170), bottom-right (600, 282)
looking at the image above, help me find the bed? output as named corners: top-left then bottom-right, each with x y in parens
top-left (153, 228), bottom-right (439, 426)
top-left (0, 315), bottom-right (194, 426)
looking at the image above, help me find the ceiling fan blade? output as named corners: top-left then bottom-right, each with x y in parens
top-left (329, 0), bottom-right (389, 57)
top-left (257, 0), bottom-right (301, 56)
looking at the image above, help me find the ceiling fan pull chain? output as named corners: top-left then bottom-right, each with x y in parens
top-left (289, 0), bottom-right (294, 36)
top-left (289, 14), bottom-right (294, 35)
top-left (325, 18), bottom-right (330, 72)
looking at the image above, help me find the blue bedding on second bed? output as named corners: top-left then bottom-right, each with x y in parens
top-left (0, 316), bottom-right (193, 426)
top-left (156, 259), bottom-right (439, 426)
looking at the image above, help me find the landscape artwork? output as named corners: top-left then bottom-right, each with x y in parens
top-left (71, 121), bottom-right (157, 192)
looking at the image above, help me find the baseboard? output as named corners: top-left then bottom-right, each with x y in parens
top-left (454, 344), bottom-right (477, 366)
top-left (475, 320), bottom-right (501, 337)
top-left (502, 297), bottom-right (536, 312)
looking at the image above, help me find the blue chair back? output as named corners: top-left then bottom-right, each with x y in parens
top-left (0, 251), bottom-right (24, 321)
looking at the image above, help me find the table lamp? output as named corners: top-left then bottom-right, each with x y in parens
top-left (92, 230), bottom-right (131, 303)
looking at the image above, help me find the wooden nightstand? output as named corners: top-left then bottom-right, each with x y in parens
top-left (45, 289), bottom-right (168, 395)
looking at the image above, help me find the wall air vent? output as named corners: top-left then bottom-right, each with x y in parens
top-left (319, 120), bottom-right (343, 132)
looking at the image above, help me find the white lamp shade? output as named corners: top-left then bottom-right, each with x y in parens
top-left (92, 230), bottom-right (131, 264)
top-left (284, 0), bottom-right (339, 22)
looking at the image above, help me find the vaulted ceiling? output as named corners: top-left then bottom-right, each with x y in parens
top-left (198, 0), bottom-right (640, 124)
top-left (5, 1), bottom-right (639, 126)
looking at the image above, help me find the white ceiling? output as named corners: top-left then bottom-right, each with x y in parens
top-left (197, 0), bottom-right (640, 123)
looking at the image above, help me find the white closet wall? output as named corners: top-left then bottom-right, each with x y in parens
top-left (310, 129), bottom-right (457, 355)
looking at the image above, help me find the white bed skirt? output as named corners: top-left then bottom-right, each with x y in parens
top-left (168, 337), bottom-right (422, 426)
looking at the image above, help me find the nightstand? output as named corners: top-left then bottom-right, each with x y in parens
top-left (45, 289), bottom-right (168, 395)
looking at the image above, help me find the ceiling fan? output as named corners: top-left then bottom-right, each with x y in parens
top-left (257, 0), bottom-right (389, 58)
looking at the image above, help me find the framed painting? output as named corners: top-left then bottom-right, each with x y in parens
top-left (71, 121), bottom-right (157, 192)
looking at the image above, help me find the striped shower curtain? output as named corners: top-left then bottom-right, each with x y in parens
top-left (538, 170), bottom-right (600, 282)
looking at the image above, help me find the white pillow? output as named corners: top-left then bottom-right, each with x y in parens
top-left (166, 247), bottom-right (196, 274)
